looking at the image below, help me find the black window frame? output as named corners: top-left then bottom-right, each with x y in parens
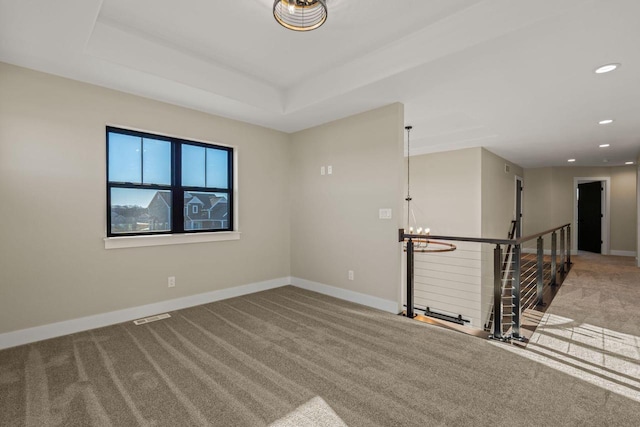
top-left (106, 126), bottom-right (234, 237)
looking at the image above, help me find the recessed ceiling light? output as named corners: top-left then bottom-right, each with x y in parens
top-left (598, 119), bottom-right (614, 125)
top-left (595, 63), bottom-right (620, 74)
top-left (599, 144), bottom-right (610, 148)
top-left (626, 161), bottom-right (634, 165)
top-left (568, 159), bottom-right (576, 163)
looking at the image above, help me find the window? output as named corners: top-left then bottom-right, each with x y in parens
top-left (107, 127), bottom-right (233, 237)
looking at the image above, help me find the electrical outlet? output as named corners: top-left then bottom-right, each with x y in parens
top-left (348, 270), bottom-right (354, 281)
top-left (168, 276), bottom-right (176, 288)
top-left (327, 165), bottom-right (333, 175)
top-left (321, 166), bottom-right (325, 175)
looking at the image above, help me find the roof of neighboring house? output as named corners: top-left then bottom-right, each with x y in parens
top-left (148, 191), bottom-right (228, 210)
top-left (209, 199), bottom-right (229, 220)
top-left (187, 192), bottom-right (227, 211)
top-left (148, 191), bottom-right (171, 208)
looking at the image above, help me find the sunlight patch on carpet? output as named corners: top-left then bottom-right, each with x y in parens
top-left (269, 396), bottom-right (348, 427)
top-left (496, 312), bottom-right (640, 403)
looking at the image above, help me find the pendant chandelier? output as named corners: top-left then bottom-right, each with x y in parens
top-left (273, 0), bottom-right (328, 32)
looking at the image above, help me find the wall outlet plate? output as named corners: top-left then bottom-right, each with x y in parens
top-left (379, 208), bottom-right (392, 219)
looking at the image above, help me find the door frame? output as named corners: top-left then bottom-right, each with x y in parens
top-left (573, 177), bottom-right (610, 255)
top-left (515, 175), bottom-right (523, 238)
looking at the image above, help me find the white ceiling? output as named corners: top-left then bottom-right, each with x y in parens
top-left (1, 0), bottom-right (639, 168)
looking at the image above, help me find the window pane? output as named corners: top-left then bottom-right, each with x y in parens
top-left (182, 145), bottom-right (205, 187)
top-left (110, 188), bottom-right (171, 234)
top-left (109, 133), bottom-right (141, 183)
top-left (206, 148), bottom-right (229, 189)
top-left (143, 138), bottom-right (171, 185)
top-left (184, 191), bottom-right (229, 231)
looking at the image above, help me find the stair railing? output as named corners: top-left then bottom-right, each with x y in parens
top-left (399, 223), bottom-right (572, 341)
top-left (484, 221), bottom-right (517, 333)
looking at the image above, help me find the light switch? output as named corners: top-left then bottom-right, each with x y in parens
top-left (321, 166), bottom-right (325, 175)
top-left (327, 165), bottom-right (333, 175)
top-left (379, 208), bottom-right (392, 219)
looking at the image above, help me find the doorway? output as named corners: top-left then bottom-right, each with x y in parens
top-left (578, 181), bottom-right (602, 253)
top-left (573, 177), bottom-right (610, 255)
top-left (515, 176), bottom-right (523, 238)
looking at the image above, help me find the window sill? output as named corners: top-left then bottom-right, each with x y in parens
top-left (104, 231), bottom-right (241, 249)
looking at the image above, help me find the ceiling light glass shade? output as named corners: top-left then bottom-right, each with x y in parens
top-left (598, 119), bottom-right (614, 125)
top-left (273, 0), bottom-right (327, 32)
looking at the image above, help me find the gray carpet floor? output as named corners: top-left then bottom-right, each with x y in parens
top-left (1, 255), bottom-right (640, 426)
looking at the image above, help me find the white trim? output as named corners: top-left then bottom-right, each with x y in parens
top-left (515, 175), bottom-right (524, 238)
top-left (610, 250), bottom-right (637, 257)
top-left (104, 231), bottom-right (240, 249)
top-left (291, 277), bottom-right (400, 314)
top-left (573, 177), bottom-right (611, 255)
top-left (0, 277), bottom-right (289, 350)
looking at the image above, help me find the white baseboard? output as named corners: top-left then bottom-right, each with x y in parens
top-left (610, 250), bottom-right (637, 257)
top-left (291, 277), bottom-right (400, 314)
top-left (0, 277), bottom-right (290, 350)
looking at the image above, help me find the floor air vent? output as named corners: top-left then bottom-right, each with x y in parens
top-left (133, 313), bottom-right (171, 325)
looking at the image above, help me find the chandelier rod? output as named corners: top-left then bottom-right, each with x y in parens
top-left (405, 125), bottom-right (413, 229)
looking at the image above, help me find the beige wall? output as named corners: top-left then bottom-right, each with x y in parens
top-left (522, 167), bottom-right (554, 236)
top-left (611, 167), bottom-right (637, 253)
top-left (407, 148), bottom-right (481, 236)
top-left (0, 63), bottom-right (292, 334)
top-left (289, 104), bottom-right (405, 305)
top-left (480, 148), bottom-right (524, 239)
top-left (523, 166), bottom-right (637, 254)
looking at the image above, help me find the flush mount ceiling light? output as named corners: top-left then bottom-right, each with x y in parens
top-left (594, 63), bottom-right (620, 74)
top-left (626, 161), bottom-right (635, 165)
top-left (568, 159), bottom-right (576, 163)
top-left (599, 144), bottom-right (610, 148)
top-left (598, 119), bottom-right (614, 125)
top-left (273, 0), bottom-right (327, 32)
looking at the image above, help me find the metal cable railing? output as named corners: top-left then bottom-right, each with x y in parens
top-left (400, 223), bottom-right (572, 342)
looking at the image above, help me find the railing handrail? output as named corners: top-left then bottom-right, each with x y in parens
top-left (515, 223), bottom-right (571, 244)
top-left (401, 233), bottom-right (512, 245)
top-left (401, 223), bottom-right (571, 247)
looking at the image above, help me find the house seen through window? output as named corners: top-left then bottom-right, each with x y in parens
top-left (107, 127), bottom-right (233, 236)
